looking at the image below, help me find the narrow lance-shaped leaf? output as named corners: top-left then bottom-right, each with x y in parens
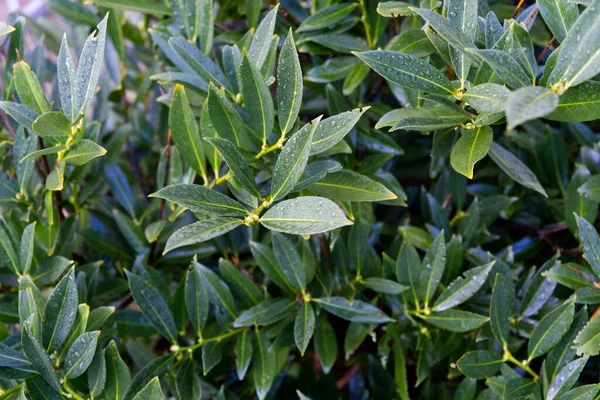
top-left (271, 117), bottom-right (320, 201)
top-left (42, 268), bottom-right (78, 353)
top-left (468, 48), bottom-right (532, 89)
top-left (354, 50), bottom-right (455, 95)
top-left (450, 126), bottom-right (493, 179)
top-left (13, 61), bottom-right (50, 114)
top-left (205, 137), bottom-right (261, 197)
top-left (239, 51), bottom-right (274, 146)
top-left (132, 377), bottom-right (164, 400)
top-left (447, 0), bottom-right (478, 86)
top-left (125, 270), bottom-right (177, 343)
top-left (313, 297), bottom-right (393, 323)
top-left (419, 309), bottom-right (488, 332)
top-left (295, 302), bottom-right (315, 355)
top-left (527, 297), bottom-right (575, 361)
top-left (248, 5), bottom-right (279, 69)
top-left (88, 349), bottom-right (106, 397)
top-left (488, 142), bottom-right (548, 197)
top-left (419, 232), bottom-right (446, 309)
top-left (22, 327), bottom-right (60, 391)
top-left (271, 232), bottom-right (306, 293)
top-left (185, 262), bottom-right (209, 336)
top-left (206, 83), bottom-right (246, 148)
top-left (150, 184), bottom-right (247, 217)
top-left (537, 0), bottom-right (579, 42)
top-left (309, 169), bottom-right (397, 202)
top-left (75, 14), bottom-right (108, 116)
top-left (506, 86), bottom-right (559, 130)
top-left (310, 107), bottom-right (368, 155)
top-left (574, 214), bottom-right (600, 277)
top-left (456, 350), bottom-right (504, 379)
top-left (298, 3), bottom-right (359, 32)
top-left (253, 331), bottom-right (276, 400)
top-left (164, 217), bottom-right (243, 254)
top-left (169, 85), bottom-right (207, 181)
top-left (57, 35), bottom-right (77, 121)
top-left (122, 354), bottom-right (175, 400)
top-left (64, 331), bottom-right (100, 378)
top-left (277, 30), bottom-right (302, 135)
top-left (63, 139), bottom-right (107, 166)
top-left (433, 262), bottom-right (494, 312)
top-left (489, 273), bottom-right (514, 346)
top-left (548, 0), bottom-right (600, 90)
top-left (235, 329), bottom-right (253, 380)
top-left (104, 340), bottom-right (131, 400)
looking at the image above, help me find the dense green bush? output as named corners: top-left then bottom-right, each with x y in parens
top-left (0, 0), bottom-right (600, 398)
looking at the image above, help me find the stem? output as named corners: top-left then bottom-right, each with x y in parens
top-left (214, 173), bottom-right (230, 186)
top-left (505, 350), bottom-right (540, 380)
top-left (0, 385), bottom-right (22, 396)
top-left (255, 135), bottom-right (286, 160)
top-left (178, 328), bottom-right (245, 353)
top-left (63, 381), bottom-right (85, 400)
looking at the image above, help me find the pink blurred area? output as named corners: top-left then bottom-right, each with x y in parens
top-left (1, 0), bottom-right (46, 21)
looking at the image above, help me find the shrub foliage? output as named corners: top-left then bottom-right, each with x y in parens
top-left (1, 0), bottom-right (600, 398)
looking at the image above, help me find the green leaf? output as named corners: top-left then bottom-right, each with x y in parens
top-left (185, 262), bottom-right (209, 337)
top-left (377, 106), bottom-right (470, 132)
top-left (57, 35), bottom-right (77, 121)
top-left (277, 30), bottom-right (303, 135)
top-left (506, 86), bottom-right (559, 130)
top-left (13, 61), bottom-right (50, 114)
top-left (250, 241), bottom-right (297, 293)
top-left (314, 317), bottom-right (337, 374)
top-left (309, 169), bottom-right (397, 202)
top-left (164, 217), bottom-right (243, 253)
top-left (547, 357), bottom-right (589, 400)
top-left (560, 385), bottom-right (599, 400)
top-left (0, 101), bottom-right (39, 130)
top-left (86, 306), bottom-right (115, 332)
top-left (0, 22), bottom-right (15, 36)
top-left (410, 7), bottom-right (476, 60)
top-left (298, 4), bottom-right (358, 32)
top-left (169, 84), bottom-right (207, 179)
top-left (169, 37), bottom-right (230, 90)
top-left (202, 342), bottom-right (222, 375)
top-left (419, 309), bottom-right (488, 332)
top-left (32, 111), bottom-right (71, 138)
top-left (468, 49), bottom-right (532, 89)
top-left (206, 83), bottom-right (246, 148)
top-left (386, 29), bottom-right (436, 57)
top-left (75, 14), bottom-right (108, 116)
top-left (354, 50), bottom-right (454, 95)
top-left (447, 0), bottom-right (478, 86)
top-left (17, 222), bottom-right (35, 275)
top-left (219, 258), bottom-right (264, 307)
top-left (105, 163), bottom-right (136, 217)
top-left (519, 254), bottom-right (558, 319)
top-left (548, 0), bottom-right (600, 89)
top-left (248, 5), bottom-right (278, 69)
top-left (396, 243), bottom-right (421, 306)
top-left (377, 2), bottom-right (417, 17)
top-left (0, 343), bottom-right (36, 380)
top-left (488, 142), bottom-right (548, 197)
top-left (235, 329), bottom-right (253, 380)
top-left (252, 331), bottom-right (275, 400)
top-left (463, 83), bottom-right (511, 113)
top-left (42, 268), bottom-right (78, 353)
top-left (527, 298), bottom-right (575, 361)
top-left (537, 0), bottom-right (579, 42)
top-left (450, 126), bottom-right (493, 179)
top-left (314, 297), bottom-right (393, 323)
top-left (22, 327), bottom-right (60, 391)
top-left (89, 0), bottom-right (171, 15)
top-left (123, 354), bottom-right (174, 400)
top-left (271, 232), bottom-right (306, 292)
top-left (294, 302), bottom-right (315, 355)
top-left (456, 350), bottom-right (504, 379)
top-left (63, 139), bottom-right (107, 166)
top-left (546, 81), bottom-right (600, 122)
top-left (575, 214), bottom-right (600, 277)
top-left (490, 273), bottom-right (514, 346)
top-left (0, 222), bottom-right (18, 275)
top-left (150, 184), bottom-right (247, 217)
top-left (239, 51), bottom-right (274, 146)
top-left (574, 316), bottom-right (600, 356)
top-left (233, 298), bottom-right (295, 327)
top-left (308, 34), bottom-right (369, 53)
top-left (195, 259), bottom-right (238, 319)
top-left (310, 107), bottom-right (367, 155)
top-left (197, 0), bottom-right (213, 53)
top-left (433, 262), bottom-right (494, 312)
top-left (205, 137), bottom-right (261, 197)
top-left (125, 270), bottom-right (177, 343)
top-left (271, 117), bottom-right (319, 201)
top-left (104, 340), bottom-right (131, 400)
top-left (132, 377), bottom-right (164, 400)
top-left (64, 331), bottom-right (99, 378)
top-left (176, 358), bottom-right (201, 399)
top-left (362, 277), bottom-right (408, 295)
top-left (418, 233), bottom-right (446, 308)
